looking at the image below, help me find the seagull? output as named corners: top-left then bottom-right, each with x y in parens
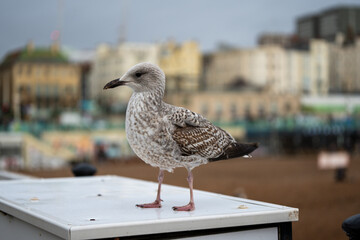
top-left (103, 62), bottom-right (258, 211)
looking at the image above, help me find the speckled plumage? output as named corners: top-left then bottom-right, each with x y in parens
top-left (103, 62), bottom-right (258, 211)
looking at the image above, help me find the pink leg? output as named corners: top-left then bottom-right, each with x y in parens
top-left (172, 169), bottom-right (195, 211)
top-left (136, 169), bottom-right (164, 208)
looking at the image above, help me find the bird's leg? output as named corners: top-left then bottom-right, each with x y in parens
top-left (172, 169), bottom-right (195, 211)
top-left (136, 169), bottom-right (164, 208)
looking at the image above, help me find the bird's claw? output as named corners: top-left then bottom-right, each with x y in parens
top-left (136, 200), bottom-right (162, 208)
top-left (172, 202), bottom-right (195, 211)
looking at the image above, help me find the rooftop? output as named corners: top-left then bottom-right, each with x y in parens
top-left (0, 42), bottom-right (69, 68)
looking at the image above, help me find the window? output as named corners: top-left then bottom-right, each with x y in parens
top-left (36, 67), bottom-right (42, 77)
top-left (230, 103), bottom-right (237, 121)
top-left (18, 85), bottom-right (31, 94)
top-left (244, 103), bottom-right (251, 120)
top-left (285, 102), bottom-right (292, 113)
top-left (44, 66), bottom-right (50, 76)
top-left (65, 85), bottom-right (75, 95)
top-left (258, 104), bottom-right (265, 118)
top-left (17, 65), bottom-right (23, 75)
top-left (45, 84), bottom-right (50, 97)
top-left (27, 65), bottom-right (32, 75)
top-left (215, 103), bottom-right (222, 121)
top-left (271, 102), bottom-right (278, 115)
top-left (53, 85), bottom-right (59, 96)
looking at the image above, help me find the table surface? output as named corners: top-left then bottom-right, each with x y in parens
top-left (0, 175), bottom-right (299, 240)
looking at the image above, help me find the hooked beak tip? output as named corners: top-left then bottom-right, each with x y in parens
top-left (103, 78), bottom-right (123, 90)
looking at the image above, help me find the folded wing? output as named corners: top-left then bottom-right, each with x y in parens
top-left (167, 106), bottom-right (236, 160)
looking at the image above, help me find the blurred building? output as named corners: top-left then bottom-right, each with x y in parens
top-left (297, 5), bottom-right (360, 44)
top-left (202, 48), bottom-right (245, 91)
top-left (249, 45), bottom-right (308, 95)
top-left (309, 37), bottom-right (360, 95)
top-left (297, 15), bottom-right (320, 41)
top-left (166, 91), bottom-right (300, 123)
top-left (159, 40), bottom-right (202, 93)
top-left (203, 33), bottom-right (360, 98)
top-left (61, 46), bottom-right (96, 113)
top-left (257, 33), bottom-right (294, 48)
top-left (203, 45), bottom-right (308, 95)
top-left (90, 40), bottom-right (202, 113)
top-left (89, 42), bottom-right (160, 113)
top-left (61, 47), bottom-right (95, 63)
top-left (340, 38), bottom-right (360, 93)
top-left (0, 42), bottom-right (81, 121)
top-left (308, 39), bottom-right (330, 95)
top-left (79, 62), bottom-right (93, 113)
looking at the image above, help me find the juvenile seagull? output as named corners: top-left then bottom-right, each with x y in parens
top-left (104, 63), bottom-right (258, 211)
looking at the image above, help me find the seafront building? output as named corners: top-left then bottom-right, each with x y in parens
top-left (0, 42), bottom-right (81, 121)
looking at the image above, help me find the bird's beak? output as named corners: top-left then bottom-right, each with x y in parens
top-left (103, 78), bottom-right (125, 90)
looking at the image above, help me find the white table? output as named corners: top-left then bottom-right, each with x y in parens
top-left (0, 176), bottom-right (298, 239)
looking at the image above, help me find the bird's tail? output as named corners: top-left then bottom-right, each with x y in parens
top-left (209, 142), bottom-right (259, 162)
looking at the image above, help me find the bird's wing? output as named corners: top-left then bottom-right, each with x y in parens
top-left (166, 106), bottom-right (235, 159)
top-left (166, 106), bottom-right (205, 127)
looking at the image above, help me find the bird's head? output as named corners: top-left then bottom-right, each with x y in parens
top-left (103, 62), bottom-right (165, 94)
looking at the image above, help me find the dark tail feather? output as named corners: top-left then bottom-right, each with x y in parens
top-left (209, 142), bottom-right (259, 162)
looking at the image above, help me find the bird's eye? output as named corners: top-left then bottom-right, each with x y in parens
top-left (135, 72), bottom-right (143, 78)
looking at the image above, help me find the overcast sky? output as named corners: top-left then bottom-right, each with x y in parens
top-left (0, 0), bottom-right (359, 59)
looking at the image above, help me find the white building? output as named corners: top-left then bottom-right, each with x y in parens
top-left (309, 40), bottom-right (330, 95)
top-left (61, 46), bottom-right (95, 63)
top-left (308, 37), bottom-right (360, 96)
top-left (341, 39), bottom-right (360, 93)
top-left (89, 42), bottom-right (160, 111)
top-left (203, 45), bottom-right (309, 95)
top-left (204, 37), bottom-right (360, 97)
top-left (248, 45), bottom-right (308, 95)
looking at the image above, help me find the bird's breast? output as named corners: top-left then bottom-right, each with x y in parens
top-left (125, 94), bottom-right (169, 150)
